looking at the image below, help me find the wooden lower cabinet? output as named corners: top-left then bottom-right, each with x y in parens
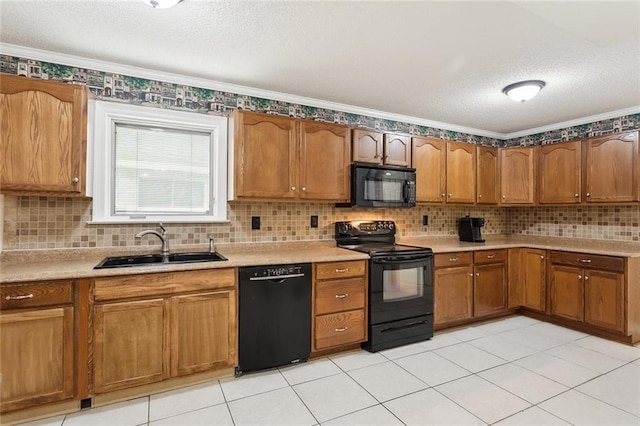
top-left (312, 261), bottom-right (367, 352)
top-left (93, 299), bottom-right (169, 393)
top-left (522, 248), bottom-right (546, 312)
top-left (0, 307), bottom-right (74, 412)
top-left (549, 251), bottom-right (625, 334)
top-left (474, 263), bottom-right (507, 317)
top-left (434, 265), bottom-right (473, 324)
top-left (92, 269), bottom-right (237, 394)
top-left (170, 290), bottom-right (237, 377)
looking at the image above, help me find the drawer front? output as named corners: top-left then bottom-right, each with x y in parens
top-left (315, 278), bottom-right (365, 315)
top-left (1, 280), bottom-right (73, 310)
top-left (551, 251), bottom-right (624, 272)
top-left (434, 252), bottom-right (473, 268)
top-left (474, 249), bottom-right (508, 265)
top-left (316, 261), bottom-right (366, 280)
top-left (94, 268), bottom-right (236, 301)
top-left (314, 309), bottom-right (366, 350)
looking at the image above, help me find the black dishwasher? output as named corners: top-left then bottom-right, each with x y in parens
top-left (237, 263), bottom-right (311, 374)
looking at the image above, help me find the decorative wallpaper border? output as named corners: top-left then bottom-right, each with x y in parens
top-left (1, 53), bottom-right (638, 148)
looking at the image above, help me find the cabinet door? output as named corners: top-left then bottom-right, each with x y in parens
top-left (0, 307), bottom-right (74, 412)
top-left (446, 141), bottom-right (476, 203)
top-left (477, 146), bottom-right (499, 204)
top-left (500, 147), bottom-right (536, 204)
top-left (0, 74), bottom-right (87, 195)
top-left (584, 131), bottom-right (639, 202)
top-left (550, 265), bottom-right (584, 322)
top-left (352, 129), bottom-right (383, 164)
top-left (539, 141), bottom-right (581, 204)
top-left (412, 136), bottom-right (446, 203)
top-left (299, 121), bottom-right (351, 201)
top-left (474, 263), bottom-right (507, 317)
top-left (170, 290), bottom-right (237, 377)
top-left (434, 265), bottom-right (473, 324)
top-left (233, 111), bottom-right (297, 199)
top-left (584, 270), bottom-right (624, 332)
top-left (522, 248), bottom-right (546, 312)
top-left (93, 299), bottom-right (169, 393)
top-left (383, 134), bottom-right (411, 167)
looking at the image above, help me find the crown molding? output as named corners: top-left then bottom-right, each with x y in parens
top-left (503, 106), bottom-right (640, 140)
top-left (0, 43), bottom-right (504, 139)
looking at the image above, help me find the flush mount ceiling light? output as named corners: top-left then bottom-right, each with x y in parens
top-left (502, 80), bottom-right (546, 103)
top-left (141, 0), bottom-right (183, 8)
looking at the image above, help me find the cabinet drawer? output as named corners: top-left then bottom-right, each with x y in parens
top-left (315, 278), bottom-right (365, 315)
top-left (94, 268), bottom-right (236, 301)
top-left (316, 261), bottom-right (366, 280)
top-left (314, 309), bottom-right (365, 350)
top-left (474, 249), bottom-right (507, 265)
top-left (1, 280), bottom-right (73, 310)
top-left (550, 251), bottom-right (624, 272)
top-left (434, 252), bottom-right (473, 268)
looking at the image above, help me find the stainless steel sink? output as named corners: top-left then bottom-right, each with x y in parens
top-left (94, 252), bottom-right (228, 269)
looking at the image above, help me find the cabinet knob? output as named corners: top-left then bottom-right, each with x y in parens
top-left (469, 273), bottom-right (474, 277)
top-left (574, 193), bottom-right (579, 197)
top-left (478, 194), bottom-right (483, 198)
top-left (585, 276), bottom-right (589, 281)
top-left (502, 195), bottom-right (506, 199)
top-left (578, 275), bottom-right (583, 280)
top-left (441, 193), bottom-right (445, 198)
top-left (586, 192), bottom-right (591, 197)
top-left (72, 177), bottom-right (79, 184)
top-left (302, 187), bottom-right (306, 192)
top-left (448, 193), bottom-right (452, 197)
top-left (476, 273), bottom-right (480, 277)
top-left (540, 256), bottom-right (545, 259)
top-left (291, 186), bottom-right (296, 191)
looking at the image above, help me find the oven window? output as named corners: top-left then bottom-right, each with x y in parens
top-left (383, 267), bottom-right (424, 301)
top-left (364, 178), bottom-right (403, 202)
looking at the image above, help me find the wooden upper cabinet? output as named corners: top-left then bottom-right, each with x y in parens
top-left (446, 141), bottom-right (476, 203)
top-left (500, 146), bottom-right (536, 204)
top-left (476, 146), bottom-right (499, 204)
top-left (299, 121), bottom-right (351, 201)
top-left (539, 141), bottom-right (581, 204)
top-left (411, 136), bottom-right (446, 203)
top-left (352, 129), bottom-right (383, 164)
top-left (383, 133), bottom-right (411, 167)
top-left (233, 111), bottom-right (297, 199)
top-left (583, 131), bottom-right (639, 203)
top-left (233, 111), bottom-right (351, 201)
top-left (0, 74), bottom-right (87, 196)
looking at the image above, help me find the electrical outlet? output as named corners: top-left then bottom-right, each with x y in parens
top-left (422, 215), bottom-right (429, 226)
top-left (251, 216), bottom-right (261, 230)
top-left (310, 215), bottom-right (318, 228)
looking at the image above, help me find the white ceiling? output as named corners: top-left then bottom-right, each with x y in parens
top-left (1, 0), bottom-right (639, 138)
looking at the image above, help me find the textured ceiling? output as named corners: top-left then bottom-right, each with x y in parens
top-left (1, 0), bottom-right (639, 137)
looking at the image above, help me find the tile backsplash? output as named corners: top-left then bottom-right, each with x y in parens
top-left (3, 196), bottom-right (639, 251)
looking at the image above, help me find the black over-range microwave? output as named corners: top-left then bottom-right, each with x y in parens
top-left (340, 163), bottom-right (416, 208)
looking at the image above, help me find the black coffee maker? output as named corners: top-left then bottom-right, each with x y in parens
top-left (458, 216), bottom-right (485, 243)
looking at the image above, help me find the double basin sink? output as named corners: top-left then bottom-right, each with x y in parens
top-left (94, 251), bottom-right (227, 269)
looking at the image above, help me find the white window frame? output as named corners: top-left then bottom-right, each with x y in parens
top-left (91, 101), bottom-right (228, 224)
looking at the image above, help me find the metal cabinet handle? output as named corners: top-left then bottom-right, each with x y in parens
top-left (574, 193), bottom-right (579, 197)
top-left (335, 327), bottom-right (349, 332)
top-left (449, 257), bottom-right (458, 262)
top-left (585, 276), bottom-right (590, 281)
top-left (5, 294), bottom-right (34, 301)
top-left (486, 254), bottom-right (495, 259)
top-left (448, 193), bottom-right (452, 197)
top-left (579, 259), bottom-right (592, 264)
top-left (478, 194), bottom-right (483, 198)
top-left (335, 293), bottom-right (349, 299)
top-left (291, 186), bottom-right (296, 191)
top-left (301, 187), bottom-right (306, 192)
top-left (335, 268), bottom-right (349, 273)
top-left (476, 273), bottom-right (480, 277)
top-left (578, 275), bottom-right (583, 280)
top-left (441, 193), bottom-right (445, 198)
top-left (72, 177), bottom-right (79, 184)
top-left (502, 195), bottom-right (506, 199)
top-left (469, 273), bottom-right (474, 277)
top-left (586, 192), bottom-right (591, 197)
top-left (541, 255), bottom-right (545, 259)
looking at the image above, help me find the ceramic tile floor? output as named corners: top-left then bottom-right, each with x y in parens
top-left (20, 316), bottom-right (640, 426)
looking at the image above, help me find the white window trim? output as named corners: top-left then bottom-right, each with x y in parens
top-left (91, 101), bottom-right (228, 224)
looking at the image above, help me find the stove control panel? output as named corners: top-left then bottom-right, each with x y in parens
top-left (335, 220), bottom-right (396, 236)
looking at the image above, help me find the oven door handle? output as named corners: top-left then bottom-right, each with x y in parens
top-left (372, 255), bottom-right (431, 264)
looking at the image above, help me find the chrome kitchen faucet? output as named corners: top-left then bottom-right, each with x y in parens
top-left (135, 223), bottom-right (170, 257)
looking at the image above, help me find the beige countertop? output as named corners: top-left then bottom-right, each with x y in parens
top-left (399, 235), bottom-right (640, 258)
top-left (0, 242), bottom-right (368, 284)
top-left (2, 235), bottom-right (639, 284)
